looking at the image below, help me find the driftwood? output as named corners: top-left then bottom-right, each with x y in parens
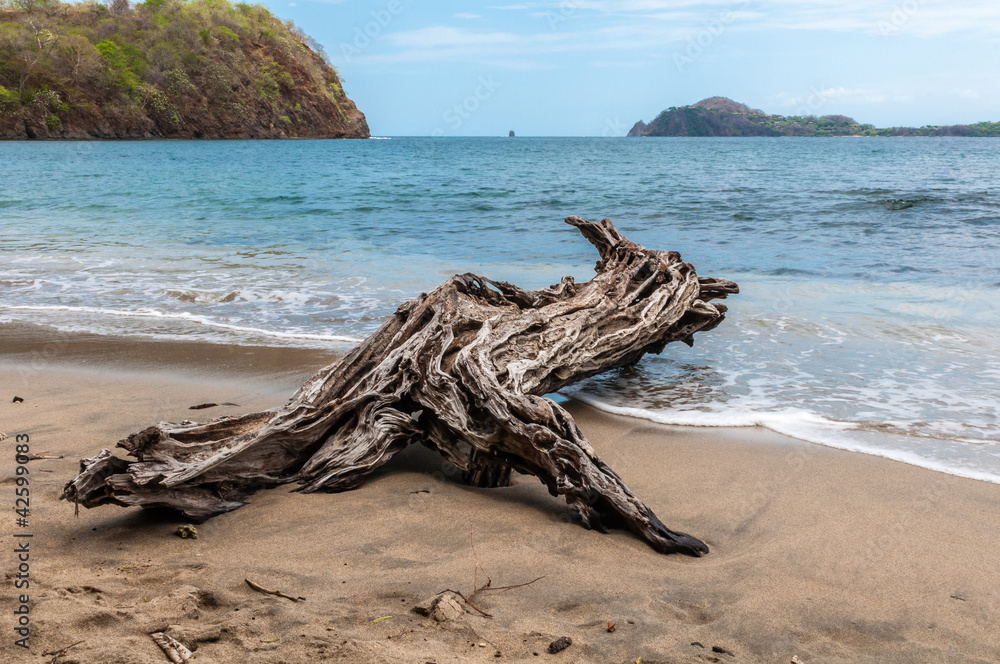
top-left (244, 578), bottom-right (306, 602)
top-left (62, 217), bottom-right (737, 556)
top-left (43, 640), bottom-right (86, 663)
top-left (150, 632), bottom-right (192, 663)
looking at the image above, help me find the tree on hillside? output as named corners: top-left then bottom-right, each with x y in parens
top-left (0, 0), bottom-right (368, 138)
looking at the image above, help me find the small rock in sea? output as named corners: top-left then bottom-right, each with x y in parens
top-left (548, 636), bottom-right (572, 654)
top-left (176, 524), bottom-right (199, 539)
top-left (12, 396), bottom-right (24, 403)
top-left (712, 645), bottom-right (735, 656)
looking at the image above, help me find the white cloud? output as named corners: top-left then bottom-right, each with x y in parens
top-left (492, 0), bottom-right (1000, 35)
top-left (388, 26), bottom-right (519, 48)
top-left (354, 22), bottom-right (694, 67)
top-left (343, 0), bottom-right (998, 70)
top-left (770, 88), bottom-right (927, 113)
top-left (479, 58), bottom-right (559, 70)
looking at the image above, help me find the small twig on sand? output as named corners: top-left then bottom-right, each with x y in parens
top-left (441, 588), bottom-right (493, 617)
top-left (43, 640), bottom-right (85, 662)
top-left (440, 533), bottom-right (543, 617)
top-left (150, 632), bottom-right (192, 663)
top-left (245, 577), bottom-right (305, 602)
top-left (443, 575), bottom-right (545, 618)
top-left (27, 452), bottom-right (64, 460)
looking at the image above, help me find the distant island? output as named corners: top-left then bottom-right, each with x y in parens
top-left (628, 97), bottom-right (1000, 137)
top-left (0, 0), bottom-right (368, 139)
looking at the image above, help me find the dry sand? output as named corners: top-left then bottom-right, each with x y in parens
top-left (1, 343), bottom-right (998, 663)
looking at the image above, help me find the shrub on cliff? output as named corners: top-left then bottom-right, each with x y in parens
top-left (0, 0), bottom-right (368, 138)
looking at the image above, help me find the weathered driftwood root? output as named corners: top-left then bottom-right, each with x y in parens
top-left (150, 632), bottom-right (192, 663)
top-left (62, 217), bottom-right (737, 556)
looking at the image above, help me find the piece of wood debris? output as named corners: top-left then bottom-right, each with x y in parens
top-left (151, 632), bottom-right (192, 663)
top-left (27, 452), bottom-right (64, 460)
top-left (414, 591), bottom-right (467, 622)
top-left (188, 402), bottom-right (241, 410)
top-left (245, 577), bottom-right (305, 602)
top-left (43, 639), bottom-right (85, 662)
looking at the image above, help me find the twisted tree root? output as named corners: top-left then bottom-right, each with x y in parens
top-left (63, 217), bottom-right (738, 556)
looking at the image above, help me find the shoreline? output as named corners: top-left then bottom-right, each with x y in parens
top-left (1, 339), bottom-right (998, 662)
top-left (567, 391), bottom-right (1000, 488)
top-left (5, 320), bottom-right (998, 487)
top-left (0, 321), bottom-right (342, 390)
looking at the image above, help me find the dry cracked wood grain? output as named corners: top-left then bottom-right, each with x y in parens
top-left (62, 216), bottom-right (738, 556)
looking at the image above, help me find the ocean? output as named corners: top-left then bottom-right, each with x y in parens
top-left (1, 137), bottom-right (998, 483)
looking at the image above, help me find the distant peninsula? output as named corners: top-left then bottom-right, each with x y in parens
top-left (0, 0), bottom-right (368, 139)
top-left (628, 97), bottom-right (1000, 137)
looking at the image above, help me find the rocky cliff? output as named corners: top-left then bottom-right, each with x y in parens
top-left (0, 0), bottom-right (368, 139)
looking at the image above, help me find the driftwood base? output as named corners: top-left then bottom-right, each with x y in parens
top-left (63, 217), bottom-right (738, 556)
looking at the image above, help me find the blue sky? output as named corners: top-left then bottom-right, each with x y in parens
top-left (267, 0), bottom-right (1000, 136)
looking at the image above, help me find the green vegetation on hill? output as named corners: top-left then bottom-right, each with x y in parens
top-left (628, 98), bottom-right (1000, 138)
top-left (0, 0), bottom-right (368, 138)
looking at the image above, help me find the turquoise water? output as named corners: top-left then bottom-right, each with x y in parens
top-left (1, 137), bottom-right (998, 481)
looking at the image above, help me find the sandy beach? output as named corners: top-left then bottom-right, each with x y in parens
top-left (1, 338), bottom-right (999, 664)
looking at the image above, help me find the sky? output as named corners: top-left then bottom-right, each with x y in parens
top-left (266, 0), bottom-right (1000, 136)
